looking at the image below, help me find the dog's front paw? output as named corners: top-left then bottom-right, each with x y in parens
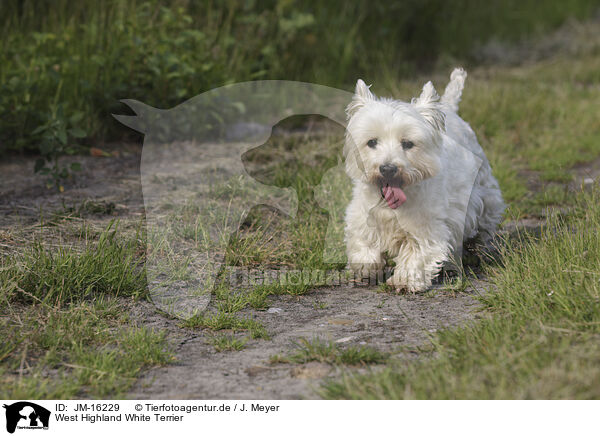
top-left (348, 251), bottom-right (384, 278)
top-left (387, 268), bottom-right (430, 293)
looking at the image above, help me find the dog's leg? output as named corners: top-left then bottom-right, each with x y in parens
top-left (387, 233), bottom-right (450, 292)
top-left (345, 203), bottom-right (384, 278)
top-left (346, 235), bottom-right (384, 278)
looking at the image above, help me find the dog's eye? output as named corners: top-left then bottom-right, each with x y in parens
top-left (401, 140), bottom-right (415, 150)
top-left (367, 139), bottom-right (378, 148)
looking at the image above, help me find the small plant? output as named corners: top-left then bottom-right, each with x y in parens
top-left (57, 200), bottom-right (116, 218)
top-left (313, 300), bottom-right (328, 310)
top-left (32, 102), bottom-right (86, 191)
top-left (247, 288), bottom-right (271, 310)
top-left (214, 288), bottom-right (248, 313)
top-left (376, 298), bottom-right (387, 308)
top-left (182, 312), bottom-right (270, 340)
top-left (269, 354), bottom-right (289, 364)
top-left (0, 229), bottom-right (171, 398)
top-left (282, 338), bottom-right (388, 366)
top-left (1, 220), bottom-right (146, 305)
top-left (212, 283), bottom-right (271, 312)
top-left (376, 283), bottom-right (394, 293)
top-left (209, 334), bottom-right (248, 352)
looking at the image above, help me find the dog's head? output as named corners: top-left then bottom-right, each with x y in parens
top-left (344, 79), bottom-right (445, 208)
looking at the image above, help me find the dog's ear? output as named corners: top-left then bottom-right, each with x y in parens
top-left (412, 81), bottom-right (446, 132)
top-left (346, 79), bottom-right (375, 118)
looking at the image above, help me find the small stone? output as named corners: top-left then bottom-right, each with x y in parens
top-left (583, 178), bottom-right (594, 185)
top-left (335, 336), bottom-right (355, 344)
top-left (290, 362), bottom-right (332, 379)
top-left (328, 318), bottom-right (353, 325)
top-left (245, 366), bottom-right (271, 377)
top-left (267, 307), bottom-right (283, 314)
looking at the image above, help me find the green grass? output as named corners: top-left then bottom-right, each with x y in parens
top-left (313, 301), bottom-right (329, 310)
top-left (246, 288), bottom-right (271, 310)
top-left (182, 312), bottom-right (270, 340)
top-left (214, 280), bottom-right (310, 312)
top-left (0, 298), bottom-right (172, 398)
top-left (322, 187), bottom-right (600, 399)
top-left (0, 221), bottom-right (146, 305)
top-left (61, 200), bottom-right (117, 217)
top-left (272, 338), bottom-right (388, 366)
top-left (0, 223), bottom-right (173, 398)
top-left (209, 334), bottom-right (248, 352)
top-left (251, 280), bottom-right (313, 297)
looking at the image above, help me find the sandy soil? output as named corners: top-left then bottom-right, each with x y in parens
top-left (126, 282), bottom-right (486, 399)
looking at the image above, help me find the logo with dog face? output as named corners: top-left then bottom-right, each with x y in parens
top-left (2, 402), bottom-right (50, 434)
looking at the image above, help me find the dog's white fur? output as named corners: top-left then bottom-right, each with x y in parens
top-left (344, 68), bottom-right (505, 292)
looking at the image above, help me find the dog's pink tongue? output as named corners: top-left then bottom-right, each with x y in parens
top-left (382, 185), bottom-right (407, 209)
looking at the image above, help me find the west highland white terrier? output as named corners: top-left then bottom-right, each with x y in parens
top-left (344, 68), bottom-right (505, 292)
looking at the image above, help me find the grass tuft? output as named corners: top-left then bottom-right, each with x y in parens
top-left (0, 300), bottom-right (172, 399)
top-left (274, 338), bottom-right (388, 366)
top-left (0, 221), bottom-right (146, 306)
top-left (0, 221), bottom-right (173, 399)
top-left (182, 312), bottom-right (270, 340)
top-left (209, 334), bottom-right (248, 352)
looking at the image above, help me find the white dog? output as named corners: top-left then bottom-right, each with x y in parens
top-left (344, 68), bottom-right (505, 292)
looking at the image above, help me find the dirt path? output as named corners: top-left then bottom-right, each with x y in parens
top-left (0, 144), bottom-right (145, 226)
top-left (127, 282), bottom-right (485, 399)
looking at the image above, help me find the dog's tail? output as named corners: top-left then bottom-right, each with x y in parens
top-left (441, 68), bottom-right (467, 113)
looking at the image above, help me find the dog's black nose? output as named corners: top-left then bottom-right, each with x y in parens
top-left (379, 164), bottom-right (398, 178)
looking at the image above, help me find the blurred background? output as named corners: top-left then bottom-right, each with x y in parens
top-left (1, 0), bottom-right (598, 160)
